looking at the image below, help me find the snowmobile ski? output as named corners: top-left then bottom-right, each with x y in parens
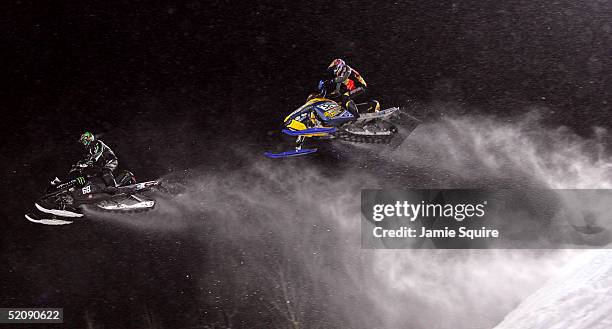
top-left (281, 127), bottom-right (336, 136)
top-left (25, 213), bottom-right (74, 225)
top-left (264, 148), bottom-right (318, 158)
top-left (35, 202), bottom-right (84, 218)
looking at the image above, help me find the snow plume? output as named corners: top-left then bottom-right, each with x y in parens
top-left (385, 110), bottom-right (612, 242)
top-left (90, 160), bottom-right (575, 328)
top-left (91, 107), bottom-right (610, 328)
top-left (390, 110), bottom-right (612, 189)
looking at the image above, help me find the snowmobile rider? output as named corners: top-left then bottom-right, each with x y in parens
top-left (78, 131), bottom-right (118, 193)
top-left (317, 59), bottom-right (378, 118)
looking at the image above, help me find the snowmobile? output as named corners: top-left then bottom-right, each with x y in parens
top-left (264, 96), bottom-right (419, 158)
top-left (25, 160), bottom-right (161, 225)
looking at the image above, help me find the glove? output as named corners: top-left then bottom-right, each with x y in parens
top-left (77, 160), bottom-right (93, 168)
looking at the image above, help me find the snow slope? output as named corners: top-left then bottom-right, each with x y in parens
top-left (494, 250), bottom-right (612, 329)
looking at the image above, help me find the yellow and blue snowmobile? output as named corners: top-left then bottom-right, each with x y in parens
top-left (265, 96), bottom-right (406, 158)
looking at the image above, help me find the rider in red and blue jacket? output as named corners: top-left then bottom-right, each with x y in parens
top-left (318, 59), bottom-right (378, 118)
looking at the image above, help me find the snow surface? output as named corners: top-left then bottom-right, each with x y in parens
top-left (494, 250), bottom-right (612, 329)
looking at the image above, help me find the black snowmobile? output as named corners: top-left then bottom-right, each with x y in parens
top-left (25, 160), bottom-right (161, 225)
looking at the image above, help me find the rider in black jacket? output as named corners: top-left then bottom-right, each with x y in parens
top-left (78, 131), bottom-right (118, 191)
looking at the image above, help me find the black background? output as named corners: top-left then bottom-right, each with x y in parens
top-left (3, 1), bottom-right (612, 328)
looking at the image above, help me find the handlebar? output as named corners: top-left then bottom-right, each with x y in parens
top-left (70, 160), bottom-right (92, 172)
top-left (76, 160), bottom-right (92, 168)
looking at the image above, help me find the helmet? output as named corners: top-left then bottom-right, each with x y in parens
top-left (79, 131), bottom-right (95, 146)
top-left (328, 58), bottom-right (349, 77)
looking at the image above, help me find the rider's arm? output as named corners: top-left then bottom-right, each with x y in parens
top-left (349, 86), bottom-right (365, 97)
top-left (351, 68), bottom-right (367, 89)
top-left (87, 140), bottom-right (106, 164)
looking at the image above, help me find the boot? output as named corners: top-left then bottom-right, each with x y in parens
top-left (346, 100), bottom-right (360, 119)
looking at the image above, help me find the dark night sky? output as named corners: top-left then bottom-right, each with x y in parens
top-left (2, 1), bottom-right (612, 328)
top-left (5, 1), bottom-right (612, 139)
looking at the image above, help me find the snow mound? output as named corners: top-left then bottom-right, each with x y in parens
top-left (494, 250), bottom-right (612, 329)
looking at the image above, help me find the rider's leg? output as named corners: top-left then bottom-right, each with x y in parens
top-left (369, 99), bottom-right (380, 112)
top-left (345, 99), bottom-right (360, 119)
top-left (102, 159), bottom-right (118, 192)
top-left (355, 100), bottom-right (380, 113)
top-left (102, 172), bottom-right (118, 194)
top-left (102, 169), bottom-right (117, 187)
